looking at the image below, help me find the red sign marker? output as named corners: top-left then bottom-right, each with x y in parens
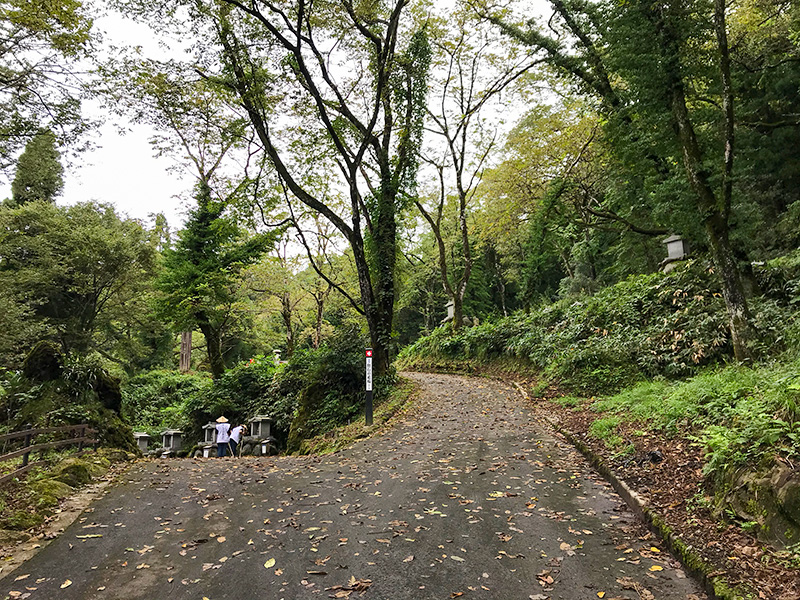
top-left (366, 350), bottom-right (372, 357)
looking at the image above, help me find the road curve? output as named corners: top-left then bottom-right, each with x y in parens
top-left (1, 373), bottom-right (705, 600)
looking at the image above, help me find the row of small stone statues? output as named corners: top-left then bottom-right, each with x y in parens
top-left (133, 415), bottom-right (278, 458)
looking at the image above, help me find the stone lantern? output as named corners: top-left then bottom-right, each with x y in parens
top-left (663, 234), bottom-right (688, 260)
top-left (202, 422), bottom-right (217, 444)
top-left (133, 432), bottom-right (151, 453)
top-left (161, 429), bottom-right (183, 452)
top-left (273, 349), bottom-right (281, 365)
top-left (661, 235), bottom-right (689, 272)
top-left (249, 415), bottom-right (273, 440)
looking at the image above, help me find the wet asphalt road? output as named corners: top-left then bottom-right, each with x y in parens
top-left (1, 373), bottom-right (705, 600)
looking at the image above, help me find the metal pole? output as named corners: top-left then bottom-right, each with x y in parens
top-left (365, 348), bottom-right (373, 426)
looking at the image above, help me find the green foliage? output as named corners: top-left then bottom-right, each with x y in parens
top-left (157, 182), bottom-right (277, 377)
top-left (121, 369), bottom-right (212, 436)
top-left (591, 360), bottom-right (800, 478)
top-left (0, 200), bottom-right (159, 365)
top-left (10, 129), bottom-right (63, 205)
top-left (183, 356), bottom-right (277, 442)
top-left (401, 261), bottom-right (757, 392)
top-left (286, 330), bottom-right (395, 452)
top-left (392, 26), bottom-right (431, 199)
top-left (0, 0), bottom-right (93, 173)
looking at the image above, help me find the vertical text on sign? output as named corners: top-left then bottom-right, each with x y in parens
top-left (365, 348), bottom-right (373, 391)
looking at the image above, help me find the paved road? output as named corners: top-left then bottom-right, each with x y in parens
top-left (2, 373), bottom-right (705, 600)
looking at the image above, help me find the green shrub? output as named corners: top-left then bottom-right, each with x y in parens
top-left (284, 328), bottom-right (393, 452)
top-left (399, 260), bottom-right (792, 393)
top-left (592, 360), bottom-right (800, 477)
top-left (122, 370), bottom-right (212, 433)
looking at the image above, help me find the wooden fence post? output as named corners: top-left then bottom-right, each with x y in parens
top-left (21, 431), bottom-right (31, 467)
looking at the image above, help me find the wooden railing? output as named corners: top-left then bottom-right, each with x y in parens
top-left (0, 424), bottom-right (97, 486)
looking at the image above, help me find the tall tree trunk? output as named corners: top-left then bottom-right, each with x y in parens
top-left (197, 317), bottom-right (225, 379)
top-left (280, 291), bottom-right (295, 357)
top-left (313, 296), bottom-right (324, 350)
top-left (658, 0), bottom-right (755, 361)
top-left (369, 178), bottom-right (398, 375)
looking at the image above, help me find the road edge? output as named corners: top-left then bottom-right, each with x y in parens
top-left (0, 462), bottom-right (134, 582)
top-left (509, 381), bottom-right (746, 600)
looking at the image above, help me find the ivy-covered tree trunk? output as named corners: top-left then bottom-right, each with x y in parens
top-left (197, 317), bottom-right (226, 379)
top-left (659, 0), bottom-right (755, 361)
top-left (280, 291), bottom-right (295, 358)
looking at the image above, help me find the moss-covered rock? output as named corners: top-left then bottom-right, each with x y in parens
top-left (52, 460), bottom-right (94, 487)
top-left (1, 509), bottom-right (44, 531)
top-left (22, 341), bottom-right (63, 382)
top-left (718, 462), bottom-right (800, 546)
top-left (30, 478), bottom-right (74, 508)
top-left (92, 408), bottom-right (136, 453)
top-left (95, 370), bottom-right (123, 413)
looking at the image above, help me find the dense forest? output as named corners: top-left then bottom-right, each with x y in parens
top-left (1, 0), bottom-right (799, 549)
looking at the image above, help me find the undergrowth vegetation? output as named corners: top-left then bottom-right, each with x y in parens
top-left (588, 360), bottom-right (800, 478)
top-left (121, 327), bottom-right (393, 452)
top-left (398, 260), bottom-right (795, 394)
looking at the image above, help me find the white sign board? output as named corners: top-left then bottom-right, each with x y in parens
top-left (365, 348), bottom-right (373, 392)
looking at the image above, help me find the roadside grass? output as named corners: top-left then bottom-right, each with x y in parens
top-left (588, 416), bottom-right (623, 448)
top-left (583, 359), bottom-right (800, 476)
top-left (297, 377), bottom-right (417, 455)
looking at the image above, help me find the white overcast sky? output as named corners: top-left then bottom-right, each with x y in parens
top-left (0, 10), bottom-right (192, 230)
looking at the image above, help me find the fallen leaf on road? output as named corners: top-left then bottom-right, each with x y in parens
top-left (216, 536), bottom-right (226, 543)
top-left (60, 580), bottom-right (72, 589)
top-left (264, 558), bottom-right (276, 569)
top-left (649, 565), bottom-right (663, 572)
top-left (450, 555), bottom-right (465, 562)
top-left (403, 555), bottom-right (414, 562)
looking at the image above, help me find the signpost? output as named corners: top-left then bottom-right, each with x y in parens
top-left (365, 348), bottom-right (373, 426)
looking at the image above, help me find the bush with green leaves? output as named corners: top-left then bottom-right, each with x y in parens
top-left (281, 328), bottom-right (394, 452)
top-left (121, 370), bottom-right (213, 438)
top-left (399, 260), bottom-right (792, 393)
top-left (589, 361), bottom-right (800, 477)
